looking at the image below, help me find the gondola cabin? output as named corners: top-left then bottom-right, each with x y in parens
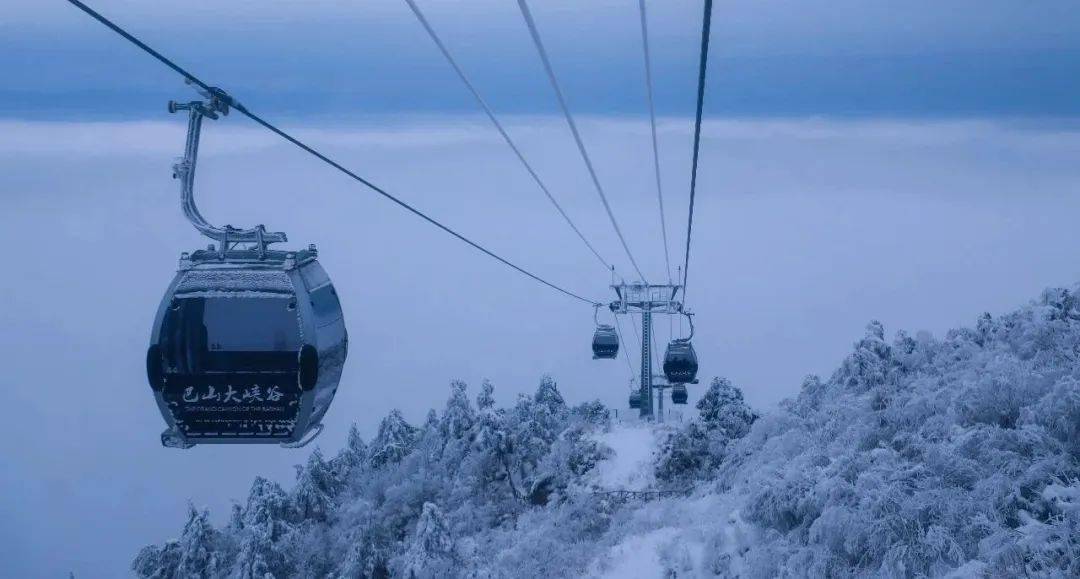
top-left (663, 339), bottom-right (698, 384)
top-left (592, 325), bottom-right (619, 359)
top-left (146, 246), bottom-right (347, 448)
top-left (671, 384), bottom-right (688, 405)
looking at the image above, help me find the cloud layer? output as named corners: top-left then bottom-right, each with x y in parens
top-left (3, 115), bottom-right (1080, 576)
top-left (5, 0), bottom-right (1080, 118)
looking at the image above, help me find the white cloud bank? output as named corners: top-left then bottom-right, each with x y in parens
top-left (2, 115), bottom-right (1080, 576)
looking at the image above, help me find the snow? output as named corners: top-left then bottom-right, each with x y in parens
top-left (589, 422), bottom-right (659, 490)
top-left (587, 527), bottom-right (679, 579)
top-left (586, 494), bottom-right (724, 579)
top-left (175, 269), bottom-right (295, 295)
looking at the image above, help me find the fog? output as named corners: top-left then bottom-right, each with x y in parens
top-left (2, 115), bottom-right (1079, 576)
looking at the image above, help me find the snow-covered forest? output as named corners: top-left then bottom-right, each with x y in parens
top-left (133, 286), bottom-right (1080, 578)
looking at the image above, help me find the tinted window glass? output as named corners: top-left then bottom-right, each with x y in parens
top-left (161, 297), bottom-right (301, 374)
top-left (309, 284), bottom-right (343, 327)
top-left (202, 297), bottom-right (301, 352)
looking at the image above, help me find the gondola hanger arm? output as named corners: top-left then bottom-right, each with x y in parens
top-left (170, 84), bottom-right (286, 256)
top-left (64, 0), bottom-right (603, 306)
top-left (681, 311), bottom-right (695, 341)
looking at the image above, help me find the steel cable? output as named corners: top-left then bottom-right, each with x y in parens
top-left (516, 0), bottom-right (649, 283)
top-left (402, 0), bottom-right (611, 272)
top-left (681, 0), bottom-right (714, 298)
top-left (637, 0), bottom-right (673, 284)
top-left (613, 314), bottom-right (636, 378)
top-left (65, 0), bottom-right (601, 307)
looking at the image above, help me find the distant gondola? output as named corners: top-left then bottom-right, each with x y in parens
top-left (663, 340), bottom-right (698, 384)
top-left (671, 384), bottom-right (688, 405)
top-left (591, 304), bottom-right (619, 359)
top-left (628, 389), bottom-right (642, 409)
top-left (664, 311), bottom-right (699, 384)
top-left (592, 325), bottom-right (619, 359)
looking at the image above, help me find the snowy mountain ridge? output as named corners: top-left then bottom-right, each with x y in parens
top-left (134, 286), bottom-right (1080, 578)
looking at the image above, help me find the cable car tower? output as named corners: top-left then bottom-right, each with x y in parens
top-left (608, 281), bottom-right (688, 421)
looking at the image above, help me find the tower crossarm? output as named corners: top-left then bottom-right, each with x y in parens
top-left (609, 282), bottom-right (683, 314)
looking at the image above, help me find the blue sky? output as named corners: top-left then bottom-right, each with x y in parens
top-left (4, 0), bottom-right (1080, 119)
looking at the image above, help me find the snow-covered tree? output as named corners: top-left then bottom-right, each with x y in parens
top-left (367, 410), bottom-right (418, 470)
top-left (393, 502), bottom-right (456, 579)
top-left (835, 319), bottom-right (892, 393)
top-left (440, 380), bottom-right (475, 441)
top-left (133, 283), bottom-right (1080, 578)
top-left (231, 477), bottom-right (293, 579)
top-left (332, 423), bottom-right (367, 480)
top-left (654, 421), bottom-right (711, 484)
top-left (477, 379), bottom-right (496, 411)
top-left (291, 448), bottom-right (338, 522)
top-left (696, 377), bottom-right (757, 437)
top-left (507, 378), bottom-right (570, 497)
top-left (134, 504), bottom-right (223, 578)
top-left (176, 505), bottom-right (221, 578)
top-left (534, 375), bottom-right (565, 411)
top-left (571, 399), bottom-right (609, 425)
top-left (464, 397), bottom-right (521, 506)
top-left (654, 378), bottom-right (756, 484)
top-left (132, 542), bottom-right (181, 579)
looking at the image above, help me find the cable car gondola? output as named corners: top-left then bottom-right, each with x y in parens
top-left (146, 89), bottom-right (347, 448)
top-left (592, 325), bottom-right (619, 359)
top-left (663, 340), bottom-right (698, 384)
top-left (663, 312), bottom-right (698, 384)
top-left (629, 389), bottom-right (642, 409)
top-left (671, 384), bottom-right (688, 405)
top-left (591, 305), bottom-right (619, 359)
